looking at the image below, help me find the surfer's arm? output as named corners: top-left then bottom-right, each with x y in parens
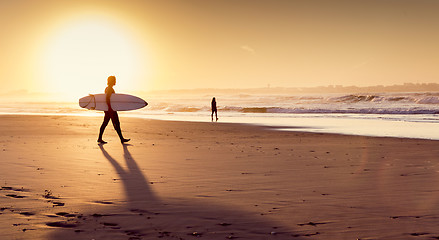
top-left (106, 91), bottom-right (113, 111)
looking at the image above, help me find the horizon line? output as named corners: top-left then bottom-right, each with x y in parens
top-left (2, 82), bottom-right (439, 97)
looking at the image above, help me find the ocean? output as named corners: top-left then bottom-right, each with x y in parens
top-left (1, 92), bottom-right (439, 140)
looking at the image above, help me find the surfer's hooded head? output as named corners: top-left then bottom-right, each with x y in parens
top-left (107, 76), bottom-right (116, 86)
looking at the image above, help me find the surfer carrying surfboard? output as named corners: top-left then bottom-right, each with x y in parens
top-left (97, 76), bottom-right (130, 144)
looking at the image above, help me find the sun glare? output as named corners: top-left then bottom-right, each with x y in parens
top-left (41, 17), bottom-right (147, 100)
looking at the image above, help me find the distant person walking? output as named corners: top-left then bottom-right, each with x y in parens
top-left (97, 76), bottom-right (130, 144)
top-left (211, 97), bottom-right (218, 122)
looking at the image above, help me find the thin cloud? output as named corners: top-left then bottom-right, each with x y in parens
top-left (241, 45), bottom-right (256, 55)
top-left (353, 58), bottom-right (373, 70)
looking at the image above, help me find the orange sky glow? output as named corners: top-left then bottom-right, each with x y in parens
top-left (1, 0), bottom-right (439, 100)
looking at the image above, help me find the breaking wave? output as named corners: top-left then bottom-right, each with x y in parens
top-left (329, 93), bottom-right (439, 104)
top-left (146, 92), bottom-right (439, 115)
top-left (233, 107), bottom-right (438, 114)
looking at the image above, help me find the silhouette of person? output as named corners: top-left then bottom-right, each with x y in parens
top-left (97, 76), bottom-right (130, 144)
top-left (211, 97), bottom-right (218, 122)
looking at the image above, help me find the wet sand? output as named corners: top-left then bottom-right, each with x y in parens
top-left (1, 115), bottom-right (439, 239)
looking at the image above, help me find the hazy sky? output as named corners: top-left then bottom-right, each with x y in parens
top-left (1, 0), bottom-right (439, 98)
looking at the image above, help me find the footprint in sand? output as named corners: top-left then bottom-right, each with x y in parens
top-left (46, 221), bottom-right (78, 228)
top-left (6, 194), bottom-right (26, 198)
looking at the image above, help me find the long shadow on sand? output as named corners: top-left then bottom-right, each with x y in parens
top-left (48, 144), bottom-right (305, 239)
top-left (101, 144), bottom-right (158, 205)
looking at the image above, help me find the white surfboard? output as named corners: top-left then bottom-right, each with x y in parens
top-left (79, 93), bottom-right (148, 111)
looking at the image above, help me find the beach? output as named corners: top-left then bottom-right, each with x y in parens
top-left (1, 114), bottom-right (439, 240)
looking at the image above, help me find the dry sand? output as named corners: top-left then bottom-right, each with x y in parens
top-left (1, 115), bottom-right (439, 240)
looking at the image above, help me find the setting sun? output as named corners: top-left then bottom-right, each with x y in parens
top-left (39, 16), bottom-right (147, 100)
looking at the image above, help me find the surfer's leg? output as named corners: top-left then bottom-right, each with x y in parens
top-left (98, 112), bottom-right (111, 143)
top-left (111, 111), bottom-right (130, 143)
top-left (215, 110), bottom-right (218, 121)
top-left (110, 111), bottom-right (123, 138)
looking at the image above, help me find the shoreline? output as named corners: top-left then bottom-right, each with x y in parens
top-left (1, 115), bottom-right (439, 239)
top-left (1, 112), bottom-right (439, 141)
